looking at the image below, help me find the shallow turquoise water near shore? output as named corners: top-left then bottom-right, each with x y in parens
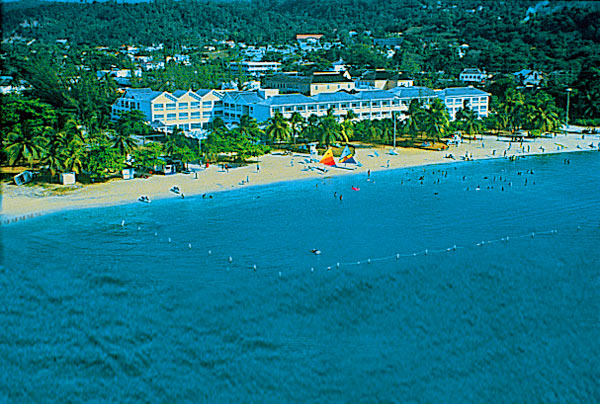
top-left (1, 152), bottom-right (599, 403)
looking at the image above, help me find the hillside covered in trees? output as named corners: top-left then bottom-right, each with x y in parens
top-left (3, 0), bottom-right (600, 75)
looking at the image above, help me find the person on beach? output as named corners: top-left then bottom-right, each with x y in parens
top-left (256, 163), bottom-right (260, 172)
top-left (367, 169), bottom-right (371, 178)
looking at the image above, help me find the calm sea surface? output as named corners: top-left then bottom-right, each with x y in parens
top-left (1, 152), bottom-right (599, 403)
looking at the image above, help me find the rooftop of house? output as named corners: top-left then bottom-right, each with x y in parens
top-left (435, 87), bottom-right (490, 98)
top-left (461, 68), bottom-right (484, 74)
top-left (360, 69), bottom-right (411, 81)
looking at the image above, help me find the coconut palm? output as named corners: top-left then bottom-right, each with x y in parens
top-left (288, 112), bottom-right (305, 145)
top-left (265, 112), bottom-right (291, 144)
top-left (238, 114), bottom-right (263, 142)
top-left (111, 129), bottom-right (137, 156)
top-left (317, 110), bottom-right (343, 146)
top-left (4, 121), bottom-right (45, 168)
top-left (423, 98), bottom-right (450, 144)
top-left (40, 128), bottom-right (68, 176)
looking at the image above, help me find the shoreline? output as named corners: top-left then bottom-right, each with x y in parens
top-left (2, 134), bottom-right (598, 225)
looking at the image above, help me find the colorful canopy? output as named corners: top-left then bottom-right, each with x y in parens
top-left (319, 148), bottom-right (336, 166)
top-left (339, 145), bottom-right (358, 165)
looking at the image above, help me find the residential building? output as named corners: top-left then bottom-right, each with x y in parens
top-left (229, 61), bottom-right (281, 77)
top-left (513, 69), bottom-right (544, 86)
top-left (459, 68), bottom-right (486, 83)
top-left (264, 72), bottom-right (355, 96)
top-left (356, 69), bottom-right (414, 90)
top-left (435, 87), bottom-right (490, 120)
top-left (110, 88), bottom-right (224, 135)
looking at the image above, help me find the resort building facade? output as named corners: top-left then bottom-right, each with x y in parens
top-left (112, 86), bottom-right (490, 134)
top-left (435, 87), bottom-right (490, 120)
top-left (356, 69), bottom-right (414, 90)
top-left (459, 68), bottom-right (487, 83)
top-left (110, 88), bottom-right (224, 135)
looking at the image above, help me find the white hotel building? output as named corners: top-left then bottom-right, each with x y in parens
top-left (111, 86), bottom-right (489, 134)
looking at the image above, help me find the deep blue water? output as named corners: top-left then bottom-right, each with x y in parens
top-left (1, 152), bottom-right (599, 403)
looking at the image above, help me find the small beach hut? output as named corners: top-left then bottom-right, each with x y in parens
top-left (60, 172), bottom-right (76, 185)
top-left (122, 168), bottom-right (135, 180)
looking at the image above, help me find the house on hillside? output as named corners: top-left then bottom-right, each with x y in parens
top-left (229, 61), bottom-right (281, 77)
top-left (264, 72), bottom-right (355, 96)
top-left (356, 69), bottom-right (414, 90)
top-left (513, 69), bottom-right (544, 87)
top-left (459, 68), bottom-right (486, 84)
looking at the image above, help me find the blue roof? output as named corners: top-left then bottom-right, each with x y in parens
top-left (312, 92), bottom-right (357, 102)
top-left (354, 90), bottom-right (398, 100)
top-left (436, 87), bottom-right (490, 98)
top-left (259, 93), bottom-right (315, 106)
top-left (125, 88), bottom-right (162, 101)
top-left (388, 86), bottom-right (436, 98)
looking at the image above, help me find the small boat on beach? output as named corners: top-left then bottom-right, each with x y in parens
top-left (138, 195), bottom-right (151, 203)
top-left (170, 186), bottom-right (181, 195)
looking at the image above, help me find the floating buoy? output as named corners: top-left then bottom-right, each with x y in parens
top-left (188, 243), bottom-right (192, 249)
top-left (336, 262), bottom-right (340, 268)
top-left (253, 264), bottom-right (257, 271)
top-left (453, 245), bottom-right (457, 251)
top-left (396, 254), bottom-right (400, 259)
top-left (327, 266), bottom-right (331, 270)
top-left (228, 256), bottom-right (233, 263)
top-left (278, 271), bottom-right (282, 277)
top-left (506, 236), bottom-right (509, 241)
top-left (154, 232), bottom-right (158, 237)
top-left (367, 259), bottom-right (371, 264)
top-left (137, 226), bottom-right (141, 231)
top-left (311, 267), bottom-right (314, 272)
top-left (168, 237), bottom-right (171, 243)
top-left (424, 249), bottom-right (428, 256)
top-left (531, 232), bottom-right (535, 238)
top-left (121, 220), bottom-right (125, 227)
top-left (208, 250), bottom-right (212, 255)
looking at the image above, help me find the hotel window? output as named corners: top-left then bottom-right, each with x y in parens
top-left (352, 103), bottom-right (359, 108)
top-left (191, 112), bottom-right (201, 119)
top-left (190, 102), bottom-right (200, 109)
top-left (179, 112), bottom-right (189, 119)
top-left (191, 123), bottom-right (203, 129)
top-left (284, 107), bottom-right (294, 112)
top-left (178, 103), bottom-right (188, 109)
top-left (361, 102), bottom-right (369, 107)
top-left (382, 101), bottom-right (390, 107)
top-left (341, 103), bottom-right (349, 109)
top-left (203, 112), bottom-right (211, 118)
top-left (166, 103), bottom-right (176, 110)
top-left (480, 97), bottom-right (487, 102)
top-left (203, 101), bottom-right (212, 108)
top-left (481, 106), bottom-right (487, 112)
top-left (154, 114), bottom-right (164, 119)
top-left (319, 105), bottom-right (328, 110)
top-left (167, 113), bottom-right (176, 121)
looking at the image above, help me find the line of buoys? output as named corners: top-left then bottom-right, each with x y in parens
top-left (317, 229), bottom-right (564, 272)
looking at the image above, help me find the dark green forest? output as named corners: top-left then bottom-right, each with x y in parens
top-left (3, 0), bottom-right (600, 75)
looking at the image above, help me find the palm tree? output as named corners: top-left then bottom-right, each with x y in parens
top-left (498, 89), bottom-right (526, 134)
top-left (265, 112), bottom-right (291, 144)
top-left (111, 129), bottom-right (137, 156)
top-left (289, 112), bottom-right (305, 144)
top-left (317, 110), bottom-right (343, 147)
top-left (404, 99), bottom-right (424, 144)
top-left (40, 128), bottom-right (67, 177)
top-left (423, 98), bottom-right (450, 144)
top-left (238, 114), bottom-right (263, 142)
top-left (463, 109), bottom-right (482, 136)
top-left (5, 121), bottom-right (45, 168)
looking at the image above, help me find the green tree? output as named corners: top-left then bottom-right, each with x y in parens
top-left (265, 112), bottom-right (291, 144)
top-left (423, 98), bottom-right (450, 144)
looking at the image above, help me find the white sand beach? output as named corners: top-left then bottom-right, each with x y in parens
top-left (2, 133), bottom-right (598, 224)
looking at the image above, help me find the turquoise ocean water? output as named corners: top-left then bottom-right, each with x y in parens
top-left (1, 151), bottom-right (599, 403)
